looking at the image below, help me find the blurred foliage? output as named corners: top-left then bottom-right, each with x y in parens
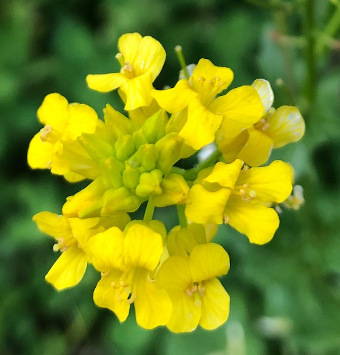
top-left (0, 0), bottom-right (340, 354)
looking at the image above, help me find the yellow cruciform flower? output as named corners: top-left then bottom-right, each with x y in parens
top-left (217, 79), bottom-right (305, 166)
top-left (86, 33), bottom-right (166, 111)
top-left (185, 159), bottom-right (293, 244)
top-left (152, 58), bottom-right (264, 152)
top-left (27, 93), bottom-right (98, 181)
top-left (156, 243), bottom-right (230, 333)
top-left (87, 223), bottom-right (172, 329)
top-left (33, 211), bottom-right (130, 290)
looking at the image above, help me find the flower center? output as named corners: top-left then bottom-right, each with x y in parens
top-left (186, 281), bottom-right (205, 306)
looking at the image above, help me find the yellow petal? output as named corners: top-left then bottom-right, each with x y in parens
top-left (120, 72), bottom-right (154, 110)
top-left (199, 278), bottom-right (230, 330)
top-left (62, 103), bottom-right (98, 140)
top-left (203, 160), bottom-right (243, 188)
top-left (211, 85), bottom-right (264, 125)
top-left (236, 160), bottom-right (293, 203)
top-left (124, 224), bottom-right (163, 270)
top-left (62, 178), bottom-right (106, 218)
top-left (33, 211), bottom-right (72, 242)
top-left (93, 271), bottom-right (130, 323)
top-left (86, 227), bottom-right (124, 271)
top-left (189, 243), bottom-right (230, 282)
top-left (27, 133), bottom-right (53, 169)
top-left (86, 73), bottom-right (128, 93)
top-left (225, 196), bottom-right (280, 244)
top-left (216, 130), bottom-right (248, 163)
top-left (37, 93), bottom-right (69, 132)
top-left (133, 35), bottom-right (166, 80)
top-left (64, 171), bottom-right (86, 182)
top-left (118, 32), bottom-right (143, 64)
top-left (252, 79), bottom-right (274, 113)
top-left (191, 59), bottom-right (234, 103)
top-left (152, 80), bottom-right (198, 113)
top-left (186, 184), bottom-right (231, 224)
top-left (237, 128), bottom-right (273, 167)
top-left (45, 246), bottom-right (87, 290)
top-left (265, 106), bottom-right (305, 148)
top-left (156, 255), bottom-right (192, 292)
top-left (179, 98), bottom-right (223, 150)
top-left (68, 217), bottom-right (101, 249)
top-left (166, 291), bottom-right (201, 333)
top-left (133, 268), bottom-right (172, 329)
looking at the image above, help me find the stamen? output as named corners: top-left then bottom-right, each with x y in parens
top-left (115, 53), bottom-right (125, 67)
top-left (127, 294), bottom-right (136, 304)
top-left (40, 125), bottom-right (53, 142)
top-left (52, 243), bottom-right (60, 252)
top-left (197, 284), bottom-right (205, 297)
top-left (224, 214), bottom-right (230, 224)
top-left (241, 165), bottom-right (249, 173)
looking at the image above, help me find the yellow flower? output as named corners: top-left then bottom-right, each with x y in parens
top-left (186, 159), bottom-right (293, 244)
top-left (86, 33), bottom-right (166, 110)
top-left (33, 212), bottom-right (130, 290)
top-left (153, 58), bottom-right (264, 152)
top-left (217, 79), bottom-right (305, 166)
top-left (156, 243), bottom-right (230, 333)
top-left (87, 223), bottom-right (172, 329)
top-left (27, 93), bottom-right (98, 181)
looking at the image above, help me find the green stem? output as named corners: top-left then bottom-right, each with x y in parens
top-left (183, 147), bottom-right (222, 181)
top-left (143, 197), bottom-right (155, 222)
top-left (273, 4), bottom-right (297, 99)
top-left (316, 2), bottom-right (340, 56)
top-left (175, 45), bottom-right (190, 80)
top-left (177, 204), bottom-right (188, 228)
top-left (304, 0), bottom-right (317, 105)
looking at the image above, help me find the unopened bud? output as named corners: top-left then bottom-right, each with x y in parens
top-left (135, 169), bottom-right (163, 197)
top-left (102, 186), bottom-right (141, 214)
top-left (115, 135), bottom-right (135, 161)
top-left (141, 109), bottom-right (167, 143)
top-left (155, 133), bottom-right (184, 174)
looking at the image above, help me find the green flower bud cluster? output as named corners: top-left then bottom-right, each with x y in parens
top-left (64, 106), bottom-right (188, 217)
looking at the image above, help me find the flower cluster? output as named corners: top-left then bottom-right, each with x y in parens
top-left (28, 33), bottom-right (305, 333)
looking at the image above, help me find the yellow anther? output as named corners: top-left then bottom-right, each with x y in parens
top-left (52, 243), bottom-right (60, 252)
top-left (40, 125), bottom-right (53, 142)
top-left (127, 294), bottom-right (136, 304)
top-left (249, 190), bottom-right (257, 198)
top-left (115, 52), bottom-right (125, 67)
top-left (122, 62), bottom-right (135, 78)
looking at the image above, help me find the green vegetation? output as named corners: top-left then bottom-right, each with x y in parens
top-left (1, 0), bottom-right (340, 354)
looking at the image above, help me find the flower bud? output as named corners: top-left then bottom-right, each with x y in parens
top-left (102, 186), bottom-right (141, 215)
top-left (134, 144), bottom-right (159, 171)
top-left (122, 165), bottom-right (141, 190)
top-left (115, 135), bottom-right (135, 161)
top-left (153, 173), bottom-right (189, 207)
top-left (135, 169), bottom-right (163, 197)
top-left (155, 133), bottom-right (184, 174)
top-left (141, 109), bottom-right (167, 143)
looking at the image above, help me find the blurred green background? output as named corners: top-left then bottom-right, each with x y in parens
top-left (1, 0), bottom-right (340, 354)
